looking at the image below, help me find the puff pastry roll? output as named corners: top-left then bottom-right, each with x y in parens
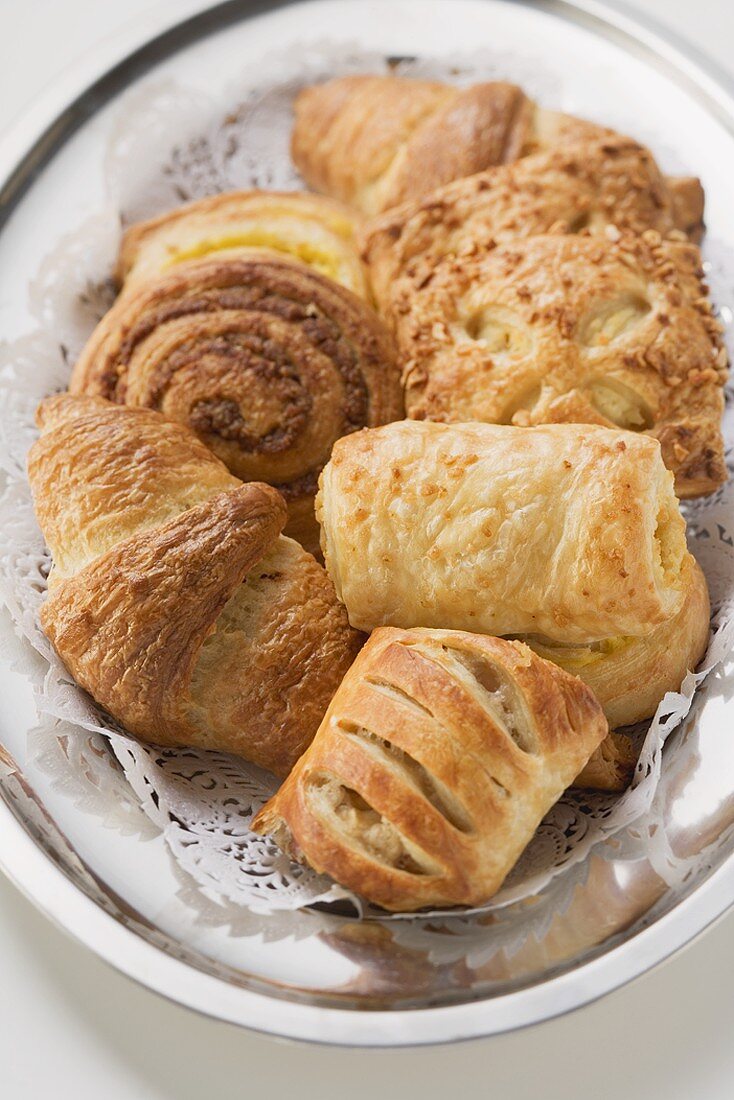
top-left (70, 252), bottom-right (402, 554)
top-left (386, 233), bottom-right (726, 498)
top-left (318, 420), bottom-right (691, 645)
top-left (363, 137), bottom-right (694, 309)
top-left (527, 556), bottom-right (709, 729)
top-left (292, 74), bottom-right (703, 230)
top-left (118, 190), bottom-right (370, 300)
top-left (252, 627), bottom-right (608, 911)
top-left (29, 394), bottom-right (361, 776)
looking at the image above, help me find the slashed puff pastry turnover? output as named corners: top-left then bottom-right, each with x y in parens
top-left (317, 421), bottom-right (710, 726)
top-left (70, 251), bottom-right (402, 555)
top-left (118, 190), bottom-right (370, 300)
top-left (292, 74), bottom-right (703, 231)
top-left (384, 233), bottom-right (727, 498)
top-left (252, 627), bottom-right (608, 911)
top-left (29, 394), bottom-right (361, 776)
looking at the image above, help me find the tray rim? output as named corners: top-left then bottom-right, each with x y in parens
top-left (1, 0), bottom-right (734, 1046)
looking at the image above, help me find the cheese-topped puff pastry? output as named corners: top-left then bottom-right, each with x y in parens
top-left (292, 74), bottom-right (703, 231)
top-left (387, 233), bottom-right (726, 498)
top-left (118, 190), bottom-right (370, 300)
top-left (317, 420), bottom-right (690, 645)
top-left (253, 627), bottom-right (607, 911)
top-left (362, 137), bottom-right (691, 309)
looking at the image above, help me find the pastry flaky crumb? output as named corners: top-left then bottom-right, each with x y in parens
top-left (29, 394), bottom-right (362, 777)
top-left (368, 231), bottom-right (726, 499)
top-left (253, 626), bottom-right (608, 911)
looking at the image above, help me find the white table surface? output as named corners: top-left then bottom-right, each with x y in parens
top-left (2, 1), bottom-right (734, 1096)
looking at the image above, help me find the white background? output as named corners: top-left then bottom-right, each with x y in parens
top-left (1, 1), bottom-right (734, 1097)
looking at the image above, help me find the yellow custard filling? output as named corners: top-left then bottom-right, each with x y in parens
top-left (522, 634), bottom-right (633, 670)
top-left (163, 233), bottom-right (347, 284)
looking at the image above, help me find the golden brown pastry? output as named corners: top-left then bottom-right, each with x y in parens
top-left (318, 420), bottom-right (710, 729)
top-left (574, 733), bottom-right (637, 792)
top-left (292, 74), bottom-right (703, 232)
top-left (29, 394), bottom-right (361, 776)
top-left (318, 420), bottom-right (693, 645)
top-left (526, 556), bottom-right (709, 729)
top-left (362, 137), bottom-right (695, 309)
top-left (69, 252), bottom-right (403, 555)
top-left (383, 233), bottom-right (726, 498)
top-left (118, 190), bottom-right (370, 300)
top-left (252, 626), bottom-right (608, 911)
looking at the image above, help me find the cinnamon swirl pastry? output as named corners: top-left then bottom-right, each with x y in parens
top-left (252, 627), bottom-right (607, 911)
top-left (292, 74), bottom-right (703, 232)
top-left (385, 232), bottom-right (726, 498)
top-left (118, 190), bottom-right (370, 300)
top-left (362, 136), bottom-right (695, 310)
top-left (70, 252), bottom-right (402, 553)
top-left (29, 394), bottom-right (361, 776)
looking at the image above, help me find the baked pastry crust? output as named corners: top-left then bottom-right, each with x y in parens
top-left (574, 732), bottom-right (637, 791)
top-left (526, 557), bottom-right (710, 729)
top-left (118, 189), bottom-right (370, 300)
top-left (385, 233), bottom-right (726, 498)
top-left (70, 252), bottom-right (403, 554)
top-left (292, 74), bottom-right (704, 233)
top-left (292, 75), bottom-right (607, 215)
top-left (252, 626), bottom-right (607, 911)
top-left (317, 420), bottom-right (690, 645)
top-left (362, 137), bottom-right (692, 309)
top-left (30, 394), bottom-right (361, 775)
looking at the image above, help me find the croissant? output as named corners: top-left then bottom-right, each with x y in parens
top-left (383, 232), bottom-right (726, 499)
top-left (362, 136), bottom-right (695, 310)
top-left (29, 394), bottom-right (361, 776)
top-left (118, 189), bottom-right (370, 300)
top-left (292, 74), bottom-right (704, 233)
top-left (317, 421), bottom-right (709, 726)
top-left (69, 252), bottom-right (403, 555)
top-left (252, 627), bottom-right (608, 911)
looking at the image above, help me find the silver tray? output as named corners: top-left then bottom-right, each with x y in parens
top-left (1, 0), bottom-right (734, 1046)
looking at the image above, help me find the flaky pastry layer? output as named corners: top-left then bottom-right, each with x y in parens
top-left (118, 189), bottom-right (370, 300)
top-left (30, 395), bottom-right (361, 775)
top-left (253, 626), bottom-right (607, 911)
top-left (317, 420), bottom-right (691, 645)
top-left (385, 233), bottom-right (726, 498)
top-left (70, 252), bottom-right (402, 554)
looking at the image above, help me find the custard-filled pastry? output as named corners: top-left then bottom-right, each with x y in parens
top-left (29, 394), bottom-right (361, 776)
top-left (318, 420), bottom-right (693, 645)
top-left (292, 74), bottom-right (703, 230)
top-left (526, 556), bottom-right (709, 729)
top-left (70, 252), bottom-right (402, 555)
top-left (387, 233), bottom-right (726, 498)
top-left (118, 190), bottom-right (370, 300)
top-left (252, 627), bottom-right (608, 911)
top-left (363, 137), bottom-right (695, 309)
